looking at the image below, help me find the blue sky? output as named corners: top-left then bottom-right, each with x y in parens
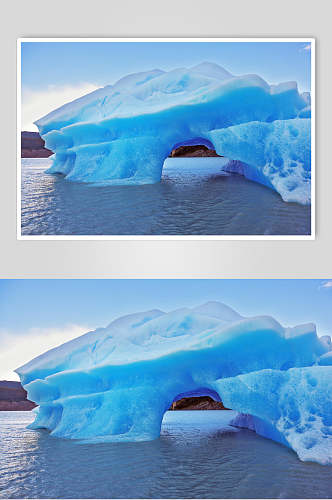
top-left (21, 41), bottom-right (312, 131)
top-left (0, 279), bottom-right (330, 380)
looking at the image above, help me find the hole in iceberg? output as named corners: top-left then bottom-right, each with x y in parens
top-left (162, 137), bottom-right (229, 180)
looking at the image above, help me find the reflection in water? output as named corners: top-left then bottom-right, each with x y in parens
top-left (21, 159), bottom-right (311, 236)
top-left (1, 411), bottom-right (332, 499)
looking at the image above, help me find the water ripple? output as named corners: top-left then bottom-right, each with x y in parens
top-left (1, 411), bottom-right (331, 499)
top-left (20, 159), bottom-right (311, 236)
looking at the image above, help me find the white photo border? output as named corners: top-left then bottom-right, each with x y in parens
top-left (17, 37), bottom-right (316, 241)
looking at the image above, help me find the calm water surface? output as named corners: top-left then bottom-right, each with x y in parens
top-left (21, 159), bottom-right (311, 236)
top-left (1, 411), bottom-right (331, 499)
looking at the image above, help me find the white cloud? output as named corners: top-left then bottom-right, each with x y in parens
top-left (0, 324), bottom-right (88, 381)
top-left (300, 43), bottom-right (311, 52)
top-left (21, 82), bottom-right (100, 131)
top-left (319, 281), bottom-right (332, 290)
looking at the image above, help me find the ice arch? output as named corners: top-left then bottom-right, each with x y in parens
top-left (16, 301), bottom-right (332, 465)
top-left (35, 63), bottom-right (311, 204)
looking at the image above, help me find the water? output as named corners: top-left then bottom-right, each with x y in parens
top-left (21, 159), bottom-right (311, 236)
top-left (1, 411), bottom-right (332, 499)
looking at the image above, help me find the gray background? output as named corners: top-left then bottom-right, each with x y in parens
top-left (0, 0), bottom-right (330, 278)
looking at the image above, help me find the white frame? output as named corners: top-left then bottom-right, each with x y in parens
top-left (17, 37), bottom-right (315, 240)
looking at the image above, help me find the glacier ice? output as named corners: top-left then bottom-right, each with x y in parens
top-left (209, 118), bottom-right (311, 204)
top-left (34, 62), bottom-right (311, 204)
top-left (217, 367), bottom-right (332, 464)
top-left (16, 301), bottom-right (332, 465)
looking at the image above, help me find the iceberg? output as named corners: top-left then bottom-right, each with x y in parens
top-left (34, 62), bottom-right (311, 204)
top-left (16, 301), bottom-right (332, 465)
top-left (209, 118), bottom-right (311, 204)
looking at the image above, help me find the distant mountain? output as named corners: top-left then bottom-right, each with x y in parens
top-left (0, 380), bottom-right (36, 410)
top-left (170, 396), bottom-right (229, 410)
top-left (170, 144), bottom-right (221, 157)
top-left (21, 131), bottom-right (53, 158)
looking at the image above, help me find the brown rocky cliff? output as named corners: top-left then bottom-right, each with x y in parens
top-left (0, 381), bottom-right (36, 411)
top-left (170, 144), bottom-right (222, 158)
top-left (170, 396), bottom-right (229, 410)
top-left (21, 131), bottom-right (53, 158)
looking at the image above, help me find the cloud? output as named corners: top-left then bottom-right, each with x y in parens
top-left (0, 324), bottom-right (88, 381)
top-left (21, 82), bottom-right (100, 131)
top-left (300, 43), bottom-right (311, 52)
top-left (319, 281), bottom-right (332, 290)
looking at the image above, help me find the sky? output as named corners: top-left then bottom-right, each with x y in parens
top-left (21, 40), bottom-right (312, 131)
top-left (0, 279), bottom-right (330, 381)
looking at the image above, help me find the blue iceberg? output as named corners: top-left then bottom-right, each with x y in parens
top-left (16, 301), bottom-right (331, 465)
top-left (34, 62), bottom-right (311, 204)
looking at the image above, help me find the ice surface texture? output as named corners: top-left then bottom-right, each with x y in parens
top-left (34, 63), bottom-right (311, 204)
top-left (16, 301), bottom-right (331, 464)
